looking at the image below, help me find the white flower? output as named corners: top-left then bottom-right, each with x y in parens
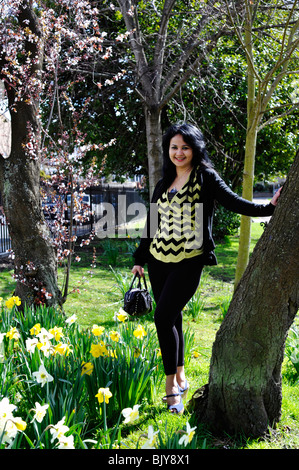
top-left (50, 416), bottom-right (69, 442)
top-left (57, 434), bottom-right (75, 449)
top-left (0, 397), bottom-right (16, 420)
top-left (25, 337), bottom-right (38, 353)
top-left (32, 364), bottom-right (54, 387)
top-left (141, 425), bottom-right (159, 449)
top-left (178, 422), bottom-right (197, 447)
top-left (36, 327), bottom-right (54, 342)
top-left (65, 314), bottom-right (77, 325)
top-left (32, 402), bottom-right (49, 423)
top-left (121, 404), bottom-right (140, 424)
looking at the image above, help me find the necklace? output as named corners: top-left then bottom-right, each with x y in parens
top-left (169, 167), bottom-right (192, 193)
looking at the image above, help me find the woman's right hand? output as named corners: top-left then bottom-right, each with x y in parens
top-left (131, 265), bottom-right (144, 277)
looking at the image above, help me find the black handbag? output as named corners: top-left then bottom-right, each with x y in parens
top-left (123, 273), bottom-right (153, 317)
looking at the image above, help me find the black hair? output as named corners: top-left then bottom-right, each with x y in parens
top-left (162, 122), bottom-right (213, 186)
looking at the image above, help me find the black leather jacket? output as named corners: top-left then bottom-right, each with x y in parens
top-left (133, 167), bottom-right (275, 267)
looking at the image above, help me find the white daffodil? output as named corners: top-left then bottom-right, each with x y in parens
top-left (121, 404), bottom-right (140, 424)
top-left (57, 434), bottom-right (75, 449)
top-left (25, 337), bottom-right (39, 354)
top-left (141, 425), bottom-right (159, 449)
top-left (32, 402), bottom-right (49, 423)
top-left (32, 363), bottom-right (54, 387)
top-left (178, 421), bottom-right (197, 447)
top-left (50, 416), bottom-right (69, 443)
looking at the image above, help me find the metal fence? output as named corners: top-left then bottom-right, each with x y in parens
top-left (0, 216), bottom-right (11, 257)
top-left (0, 184), bottom-right (146, 256)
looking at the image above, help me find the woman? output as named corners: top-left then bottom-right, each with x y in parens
top-left (131, 123), bottom-right (281, 414)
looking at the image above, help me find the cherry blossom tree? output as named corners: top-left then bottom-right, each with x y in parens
top-left (0, 0), bottom-right (121, 307)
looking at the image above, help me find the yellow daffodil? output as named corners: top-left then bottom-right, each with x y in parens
top-left (14, 417), bottom-right (27, 431)
top-left (5, 296), bottom-right (21, 309)
top-left (54, 342), bottom-right (72, 356)
top-left (90, 341), bottom-right (108, 358)
top-left (193, 350), bottom-right (200, 358)
top-left (91, 324), bottom-right (105, 336)
top-left (49, 326), bottom-right (64, 341)
top-left (81, 361), bottom-right (94, 376)
top-left (115, 308), bottom-right (128, 323)
top-left (109, 330), bottom-right (120, 342)
top-left (133, 324), bottom-right (147, 340)
top-left (95, 387), bottom-right (112, 404)
top-left (30, 323), bottom-right (41, 336)
top-left (6, 326), bottom-right (20, 341)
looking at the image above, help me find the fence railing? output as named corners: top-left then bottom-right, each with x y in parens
top-left (0, 216), bottom-right (11, 257)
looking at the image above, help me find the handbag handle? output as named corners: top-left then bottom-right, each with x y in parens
top-left (130, 272), bottom-right (148, 291)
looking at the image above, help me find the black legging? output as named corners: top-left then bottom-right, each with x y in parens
top-left (148, 254), bottom-right (204, 376)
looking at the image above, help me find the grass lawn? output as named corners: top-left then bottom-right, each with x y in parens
top-left (1, 221), bottom-right (299, 449)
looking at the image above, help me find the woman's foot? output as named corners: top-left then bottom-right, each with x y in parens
top-left (164, 376), bottom-right (184, 414)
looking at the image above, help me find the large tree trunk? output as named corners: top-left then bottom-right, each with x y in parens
top-left (189, 149), bottom-right (299, 438)
top-left (144, 105), bottom-right (163, 198)
top-left (0, 1), bottom-right (62, 307)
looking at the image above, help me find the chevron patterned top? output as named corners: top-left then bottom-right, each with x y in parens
top-left (149, 169), bottom-right (204, 263)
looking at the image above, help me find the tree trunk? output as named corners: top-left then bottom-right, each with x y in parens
top-left (189, 149), bottom-right (299, 438)
top-left (0, 1), bottom-right (62, 308)
top-left (234, 126), bottom-right (257, 288)
top-left (234, 6), bottom-right (257, 289)
top-left (144, 105), bottom-right (163, 198)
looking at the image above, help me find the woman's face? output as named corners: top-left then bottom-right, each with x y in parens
top-left (169, 134), bottom-right (193, 171)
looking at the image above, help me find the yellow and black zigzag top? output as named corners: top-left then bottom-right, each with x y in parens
top-left (149, 169), bottom-right (204, 263)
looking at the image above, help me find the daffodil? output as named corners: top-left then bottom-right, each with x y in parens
top-left (50, 416), bottom-right (69, 442)
top-left (36, 327), bottom-right (54, 342)
top-left (115, 308), bottom-right (128, 323)
top-left (6, 326), bottom-right (20, 341)
top-left (49, 326), bottom-right (64, 341)
top-left (81, 361), bottom-right (94, 376)
top-left (30, 323), bottom-right (41, 335)
top-left (37, 340), bottom-right (53, 357)
top-left (25, 337), bottom-right (38, 354)
top-left (32, 363), bottom-right (54, 387)
top-left (57, 434), bottom-right (75, 449)
top-left (91, 324), bottom-right (105, 336)
top-left (13, 417), bottom-right (27, 431)
top-left (121, 404), bottom-right (140, 424)
top-left (5, 296), bottom-right (21, 309)
top-left (95, 387), bottom-right (113, 404)
top-left (141, 425), bottom-right (159, 449)
top-left (192, 350), bottom-right (200, 358)
top-left (133, 324), bottom-right (147, 340)
top-left (32, 402), bottom-right (49, 423)
top-left (109, 330), bottom-right (120, 342)
top-left (65, 314), bottom-right (77, 325)
top-left (178, 422), bottom-right (197, 447)
top-left (90, 341), bottom-right (108, 358)
top-left (54, 342), bottom-right (72, 356)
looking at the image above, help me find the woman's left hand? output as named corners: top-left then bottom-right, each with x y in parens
top-left (270, 186), bottom-right (283, 206)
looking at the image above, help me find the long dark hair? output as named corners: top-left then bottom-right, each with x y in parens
top-left (162, 123), bottom-right (213, 186)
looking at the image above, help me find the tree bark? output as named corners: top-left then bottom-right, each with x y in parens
top-left (144, 105), bottom-right (163, 197)
top-left (189, 149), bottom-right (299, 438)
top-left (0, 1), bottom-right (62, 307)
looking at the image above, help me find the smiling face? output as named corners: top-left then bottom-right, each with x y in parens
top-left (169, 134), bottom-right (193, 172)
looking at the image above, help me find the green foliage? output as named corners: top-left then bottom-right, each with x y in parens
top-left (213, 205), bottom-right (240, 240)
